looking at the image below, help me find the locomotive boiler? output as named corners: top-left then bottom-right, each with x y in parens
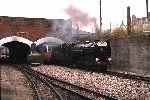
top-left (49, 41), bottom-right (111, 69)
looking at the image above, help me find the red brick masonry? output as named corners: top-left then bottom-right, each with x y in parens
top-left (0, 16), bottom-right (55, 41)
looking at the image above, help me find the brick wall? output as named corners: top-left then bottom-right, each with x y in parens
top-left (0, 16), bottom-right (53, 41)
top-left (0, 16), bottom-right (73, 42)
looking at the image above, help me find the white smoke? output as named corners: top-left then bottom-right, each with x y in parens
top-left (47, 19), bottom-right (79, 43)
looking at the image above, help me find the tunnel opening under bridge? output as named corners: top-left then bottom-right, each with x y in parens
top-left (3, 41), bottom-right (30, 64)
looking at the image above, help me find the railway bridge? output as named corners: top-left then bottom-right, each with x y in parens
top-left (0, 16), bottom-right (74, 63)
top-left (0, 36), bottom-right (64, 63)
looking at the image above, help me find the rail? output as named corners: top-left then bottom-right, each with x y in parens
top-left (24, 65), bottom-right (117, 100)
top-left (18, 65), bottom-right (96, 100)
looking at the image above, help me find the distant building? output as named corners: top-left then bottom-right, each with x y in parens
top-left (131, 13), bottom-right (150, 32)
top-left (132, 15), bottom-right (147, 25)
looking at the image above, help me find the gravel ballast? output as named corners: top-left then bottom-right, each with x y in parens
top-left (33, 65), bottom-right (150, 99)
top-left (1, 65), bottom-right (34, 100)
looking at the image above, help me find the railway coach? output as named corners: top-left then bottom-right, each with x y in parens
top-left (0, 46), bottom-right (9, 63)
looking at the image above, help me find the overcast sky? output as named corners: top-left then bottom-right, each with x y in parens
top-left (0, 0), bottom-right (149, 32)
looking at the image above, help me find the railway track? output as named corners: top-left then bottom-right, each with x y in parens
top-left (20, 68), bottom-right (42, 100)
top-left (17, 65), bottom-right (104, 100)
top-left (37, 64), bottom-right (149, 99)
top-left (57, 64), bottom-right (150, 82)
top-left (105, 71), bottom-right (150, 82)
top-left (28, 65), bottom-right (117, 100)
top-left (17, 65), bottom-right (117, 100)
top-left (2, 64), bottom-right (149, 99)
top-left (17, 64), bottom-right (150, 100)
top-left (18, 65), bottom-right (64, 100)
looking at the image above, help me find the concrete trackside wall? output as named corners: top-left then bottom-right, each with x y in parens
top-left (109, 34), bottom-right (150, 76)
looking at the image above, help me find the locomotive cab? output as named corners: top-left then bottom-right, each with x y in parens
top-left (27, 52), bottom-right (43, 66)
top-left (27, 43), bottom-right (43, 66)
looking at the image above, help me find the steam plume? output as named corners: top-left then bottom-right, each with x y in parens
top-left (65, 5), bottom-right (98, 29)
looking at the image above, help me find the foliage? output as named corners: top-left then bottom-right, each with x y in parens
top-left (95, 26), bottom-right (150, 41)
top-left (78, 23), bottom-right (150, 42)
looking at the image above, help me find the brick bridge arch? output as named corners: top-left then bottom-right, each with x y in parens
top-left (34, 37), bottom-right (64, 46)
top-left (0, 35), bottom-right (65, 47)
top-left (0, 36), bottom-right (33, 47)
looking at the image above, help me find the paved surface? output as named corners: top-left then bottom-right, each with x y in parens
top-left (1, 65), bottom-right (34, 100)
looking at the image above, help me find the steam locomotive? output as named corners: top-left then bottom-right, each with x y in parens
top-left (49, 41), bottom-right (111, 70)
top-left (0, 40), bottom-right (111, 71)
top-left (28, 41), bottom-right (111, 71)
top-left (27, 43), bottom-right (53, 65)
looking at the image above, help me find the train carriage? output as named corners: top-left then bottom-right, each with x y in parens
top-left (0, 46), bottom-right (9, 63)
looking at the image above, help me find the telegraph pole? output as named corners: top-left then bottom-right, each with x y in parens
top-left (127, 6), bottom-right (131, 34)
top-left (100, 0), bottom-right (102, 33)
top-left (146, 0), bottom-right (148, 19)
top-left (110, 22), bottom-right (112, 33)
